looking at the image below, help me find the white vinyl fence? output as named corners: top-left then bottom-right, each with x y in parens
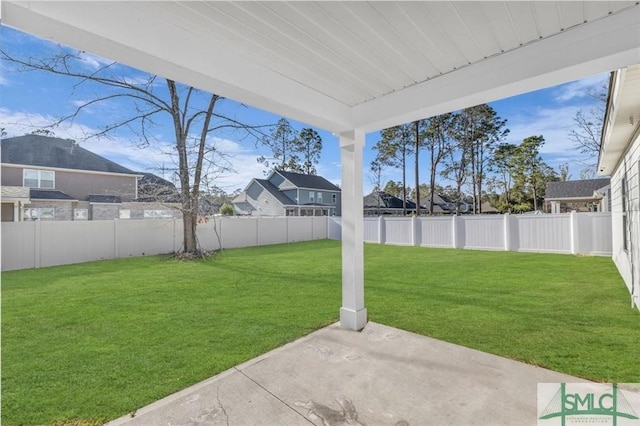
top-left (329, 212), bottom-right (612, 256)
top-left (2, 213), bottom-right (611, 272)
top-left (1, 216), bottom-right (328, 271)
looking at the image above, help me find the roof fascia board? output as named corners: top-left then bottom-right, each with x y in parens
top-left (598, 68), bottom-right (626, 174)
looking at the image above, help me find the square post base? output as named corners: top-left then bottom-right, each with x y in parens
top-left (340, 307), bottom-right (368, 331)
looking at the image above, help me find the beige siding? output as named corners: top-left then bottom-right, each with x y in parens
top-left (1, 204), bottom-right (15, 221)
top-left (1, 164), bottom-right (137, 200)
top-left (55, 171), bottom-right (137, 201)
top-left (1, 166), bottom-right (22, 186)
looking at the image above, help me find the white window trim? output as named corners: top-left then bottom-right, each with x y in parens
top-left (23, 169), bottom-right (55, 189)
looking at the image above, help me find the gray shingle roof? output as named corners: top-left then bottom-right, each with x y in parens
top-left (30, 189), bottom-right (76, 200)
top-left (275, 170), bottom-right (340, 191)
top-left (363, 191), bottom-right (417, 210)
top-left (255, 179), bottom-right (297, 205)
top-left (1, 135), bottom-right (138, 175)
top-left (545, 178), bottom-right (610, 199)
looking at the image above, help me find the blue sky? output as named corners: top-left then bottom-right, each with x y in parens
top-left (1, 25), bottom-right (607, 194)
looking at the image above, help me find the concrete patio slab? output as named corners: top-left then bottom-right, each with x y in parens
top-left (107, 321), bottom-right (589, 426)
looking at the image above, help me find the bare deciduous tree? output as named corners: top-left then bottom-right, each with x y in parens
top-left (567, 82), bottom-right (608, 177)
top-left (2, 46), bottom-right (267, 255)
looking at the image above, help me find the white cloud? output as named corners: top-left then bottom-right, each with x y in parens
top-left (77, 51), bottom-right (113, 71)
top-left (501, 103), bottom-right (600, 179)
top-left (504, 105), bottom-right (580, 155)
top-left (0, 109), bottom-right (69, 136)
top-left (71, 100), bottom-right (90, 108)
top-left (553, 73), bottom-right (609, 103)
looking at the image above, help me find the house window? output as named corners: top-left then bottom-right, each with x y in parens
top-left (23, 169), bottom-right (54, 188)
top-left (74, 209), bottom-right (88, 220)
top-left (332, 193), bottom-right (336, 204)
top-left (309, 192), bottom-right (315, 203)
top-left (24, 207), bottom-right (55, 220)
top-left (119, 209), bottom-right (131, 219)
top-left (317, 192), bottom-right (323, 203)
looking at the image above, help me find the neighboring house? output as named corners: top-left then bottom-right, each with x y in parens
top-left (233, 170), bottom-right (341, 216)
top-left (479, 202), bottom-right (499, 214)
top-left (598, 64), bottom-right (640, 310)
top-left (363, 191), bottom-right (418, 216)
top-left (545, 178), bottom-right (611, 213)
top-left (363, 191), bottom-right (469, 216)
top-left (426, 192), bottom-right (471, 214)
top-left (0, 135), bottom-right (180, 221)
top-left (136, 172), bottom-right (181, 203)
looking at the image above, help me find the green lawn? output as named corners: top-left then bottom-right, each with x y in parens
top-left (2, 240), bottom-right (638, 425)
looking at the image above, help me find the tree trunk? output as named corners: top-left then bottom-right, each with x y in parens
top-left (183, 209), bottom-right (198, 253)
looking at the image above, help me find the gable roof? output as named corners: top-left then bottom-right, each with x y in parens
top-left (545, 178), bottom-right (611, 199)
top-left (254, 179), bottom-right (297, 206)
top-left (1, 135), bottom-right (138, 175)
top-left (274, 170), bottom-right (340, 192)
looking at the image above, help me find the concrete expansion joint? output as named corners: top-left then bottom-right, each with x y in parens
top-left (233, 367), bottom-right (313, 424)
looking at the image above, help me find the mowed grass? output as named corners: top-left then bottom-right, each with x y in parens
top-left (364, 244), bottom-right (640, 384)
top-left (2, 240), bottom-right (639, 425)
top-left (2, 241), bottom-right (342, 426)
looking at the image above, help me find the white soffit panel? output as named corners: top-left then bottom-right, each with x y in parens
top-left (1, 1), bottom-right (639, 134)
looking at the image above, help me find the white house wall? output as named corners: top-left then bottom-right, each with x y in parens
top-left (610, 132), bottom-right (640, 307)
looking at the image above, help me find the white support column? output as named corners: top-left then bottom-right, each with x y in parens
top-left (339, 129), bottom-right (367, 331)
top-left (13, 201), bottom-right (20, 222)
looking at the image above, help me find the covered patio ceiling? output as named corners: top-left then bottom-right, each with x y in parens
top-left (2, 1), bottom-right (639, 331)
top-left (2, 1), bottom-right (639, 134)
